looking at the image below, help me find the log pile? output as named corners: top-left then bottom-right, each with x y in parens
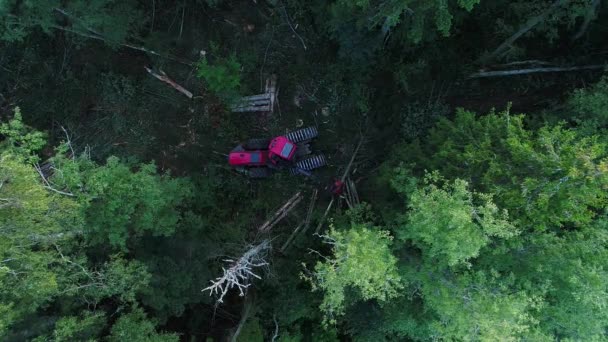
top-left (231, 75), bottom-right (277, 113)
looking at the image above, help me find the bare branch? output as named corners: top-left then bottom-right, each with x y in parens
top-left (60, 126), bottom-right (75, 161)
top-left (272, 315), bottom-right (279, 342)
top-left (34, 163), bottom-right (75, 197)
top-left (278, 3), bottom-right (307, 50)
top-left (203, 240), bottom-right (271, 304)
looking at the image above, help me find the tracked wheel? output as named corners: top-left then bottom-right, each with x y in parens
top-left (286, 127), bottom-right (318, 143)
top-left (249, 167), bottom-right (272, 178)
top-left (290, 154), bottom-right (327, 175)
top-left (244, 138), bottom-right (270, 150)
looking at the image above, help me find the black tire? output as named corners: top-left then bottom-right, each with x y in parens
top-left (290, 154), bottom-right (327, 174)
top-left (244, 138), bottom-right (270, 150)
top-left (286, 127), bottom-right (318, 143)
top-left (248, 167), bottom-right (272, 178)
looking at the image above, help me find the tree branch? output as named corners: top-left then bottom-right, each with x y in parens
top-left (50, 25), bottom-right (194, 66)
top-left (484, 0), bottom-right (568, 62)
top-left (34, 163), bottom-right (75, 197)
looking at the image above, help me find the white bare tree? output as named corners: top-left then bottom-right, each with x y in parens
top-left (203, 240), bottom-right (271, 303)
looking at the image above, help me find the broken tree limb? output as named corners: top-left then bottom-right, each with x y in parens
top-left (280, 221), bottom-right (305, 253)
top-left (469, 64), bottom-right (605, 78)
top-left (144, 66), bottom-right (193, 98)
top-left (485, 0), bottom-right (568, 61)
top-left (301, 189), bottom-right (318, 234)
top-left (314, 198), bottom-right (334, 235)
top-left (572, 0), bottom-right (601, 41)
top-left (278, 3), bottom-right (307, 50)
top-left (258, 192), bottom-right (303, 232)
top-left (340, 137), bottom-right (364, 182)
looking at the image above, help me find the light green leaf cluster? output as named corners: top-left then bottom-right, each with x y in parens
top-left (308, 224), bottom-right (403, 324)
top-left (52, 312), bottom-right (105, 342)
top-left (108, 307), bottom-right (178, 342)
top-left (78, 156), bottom-right (192, 250)
top-left (407, 108), bottom-right (608, 230)
top-left (0, 154), bottom-right (70, 335)
top-left (399, 172), bottom-right (517, 266)
top-left (422, 271), bottom-right (540, 341)
top-left (569, 76), bottom-right (608, 129)
top-left (0, 107), bottom-right (46, 162)
top-left (0, 111), bottom-right (185, 339)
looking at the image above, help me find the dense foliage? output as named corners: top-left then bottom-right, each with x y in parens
top-left (1, 0), bottom-right (608, 340)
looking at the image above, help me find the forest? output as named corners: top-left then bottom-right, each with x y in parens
top-left (1, 0), bottom-right (608, 341)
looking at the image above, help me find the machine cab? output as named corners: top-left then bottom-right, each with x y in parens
top-left (268, 136), bottom-right (297, 163)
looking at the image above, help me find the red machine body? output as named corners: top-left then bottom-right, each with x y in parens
top-left (227, 127), bottom-right (326, 178)
top-left (228, 150), bottom-right (268, 166)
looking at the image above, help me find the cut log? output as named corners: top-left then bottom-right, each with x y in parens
top-left (144, 66), bottom-right (193, 98)
top-left (281, 189), bottom-right (319, 252)
top-left (469, 64), bottom-right (605, 78)
top-left (280, 221), bottom-right (305, 253)
top-left (314, 198), bottom-right (334, 234)
top-left (258, 192), bottom-right (303, 232)
top-left (231, 75), bottom-right (277, 113)
top-left (232, 105), bottom-right (272, 112)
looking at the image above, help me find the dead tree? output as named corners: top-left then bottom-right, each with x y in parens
top-left (203, 240), bottom-right (271, 304)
